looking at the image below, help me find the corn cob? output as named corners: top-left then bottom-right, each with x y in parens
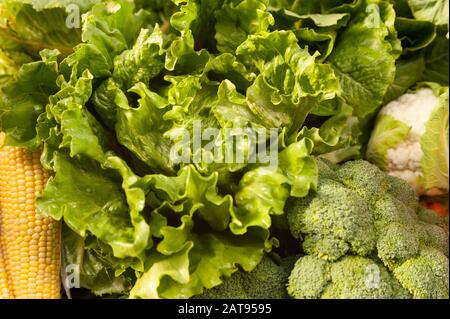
top-left (0, 232), bottom-right (12, 298)
top-left (0, 133), bottom-right (60, 299)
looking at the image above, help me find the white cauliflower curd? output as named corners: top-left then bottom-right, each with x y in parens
top-left (367, 86), bottom-right (449, 196)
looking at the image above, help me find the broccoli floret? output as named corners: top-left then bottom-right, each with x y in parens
top-left (302, 234), bottom-right (351, 261)
top-left (417, 222), bottom-right (449, 257)
top-left (196, 255), bottom-right (289, 299)
top-left (195, 276), bottom-right (248, 299)
top-left (387, 175), bottom-right (419, 211)
top-left (288, 255), bottom-right (410, 299)
top-left (373, 200), bottom-right (449, 269)
top-left (287, 179), bottom-right (376, 261)
top-left (285, 159), bottom-right (449, 299)
top-left (336, 160), bottom-right (390, 203)
top-left (288, 256), bottom-right (330, 299)
top-left (372, 195), bottom-right (448, 266)
top-left (372, 195), bottom-right (418, 230)
top-left (376, 223), bottom-right (420, 269)
top-left (417, 208), bottom-right (449, 229)
top-left (393, 248), bottom-right (449, 299)
top-left (316, 158), bottom-right (338, 180)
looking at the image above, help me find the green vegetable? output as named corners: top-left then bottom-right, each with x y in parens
top-left (286, 159), bottom-right (449, 299)
top-left (422, 35), bottom-right (449, 85)
top-left (326, 1), bottom-right (400, 121)
top-left (384, 0), bottom-right (449, 99)
top-left (288, 255), bottom-right (410, 299)
top-left (407, 0), bottom-right (449, 26)
top-left (420, 87), bottom-right (449, 190)
top-left (196, 254), bottom-right (292, 299)
top-left (62, 224), bottom-right (138, 297)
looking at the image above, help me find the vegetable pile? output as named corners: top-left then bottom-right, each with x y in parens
top-left (0, 0), bottom-right (448, 299)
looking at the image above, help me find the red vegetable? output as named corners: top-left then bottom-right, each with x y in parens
top-left (422, 200), bottom-right (449, 217)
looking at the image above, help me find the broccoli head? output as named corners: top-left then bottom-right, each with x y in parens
top-left (196, 254), bottom-right (291, 299)
top-left (418, 221), bottom-right (449, 256)
top-left (288, 255), bottom-right (410, 299)
top-left (376, 222), bottom-right (420, 269)
top-left (286, 159), bottom-right (449, 299)
top-left (336, 160), bottom-right (390, 203)
top-left (393, 248), bottom-right (449, 299)
top-left (386, 175), bottom-right (419, 211)
top-left (287, 178), bottom-right (376, 261)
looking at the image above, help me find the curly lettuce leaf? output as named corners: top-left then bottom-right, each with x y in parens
top-left (35, 67), bottom-right (152, 260)
top-left (130, 229), bottom-right (267, 299)
top-left (34, 66), bottom-right (113, 164)
top-left (215, 0), bottom-right (274, 54)
top-left (127, 164), bottom-right (271, 299)
top-left (420, 87), bottom-right (449, 191)
top-left (0, 2), bottom-right (82, 58)
top-left (327, 0), bottom-right (400, 119)
top-left (237, 30), bottom-right (339, 131)
top-left (91, 78), bottom-right (129, 128)
top-left (87, 24), bottom-right (167, 140)
top-left (232, 168), bottom-right (290, 234)
top-left (384, 54), bottom-right (426, 103)
top-left (0, 50), bottom-right (59, 148)
top-left (37, 153), bottom-right (151, 259)
top-left (62, 0), bottom-right (153, 77)
top-left (144, 166), bottom-right (235, 231)
top-left (407, 0), bottom-right (449, 26)
top-left (395, 17), bottom-right (436, 53)
top-left (298, 99), bottom-right (362, 163)
top-left (204, 53), bottom-right (256, 90)
top-left (230, 138), bottom-right (317, 234)
top-left (422, 35), bottom-right (449, 85)
top-left (165, 0), bottom-right (211, 73)
top-left (112, 26), bottom-right (165, 89)
top-left (294, 28), bottom-right (337, 62)
top-left (115, 82), bottom-right (175, 174)
top-left (212, 80), bottom-right (262, 129)
top-left (62, 225), bottom-right (137, 297)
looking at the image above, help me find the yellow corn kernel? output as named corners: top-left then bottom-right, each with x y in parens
top-left (0, 134), bottom-right (60, 299)
top-left (0, 233), bottom-right (12, 299)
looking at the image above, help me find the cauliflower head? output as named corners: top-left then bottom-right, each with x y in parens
top-left (366, 86), bottom-right (449, 196)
